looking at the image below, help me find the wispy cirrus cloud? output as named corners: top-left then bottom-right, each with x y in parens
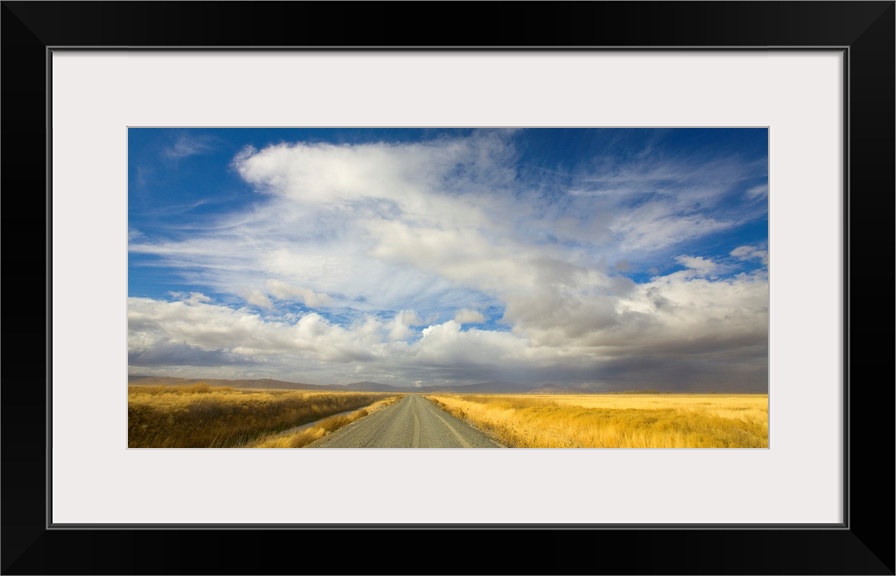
top-left (731, 244), bottom-right (769, 265)
top-left (161, 134), bottom-right (216, 160)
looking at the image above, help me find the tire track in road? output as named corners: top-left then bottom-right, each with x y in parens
top-left (412, 411), bottom-right (421, 448)
top-left (430, 410), bottom-right (472, 448)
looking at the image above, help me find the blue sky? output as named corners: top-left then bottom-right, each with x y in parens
top-left (128, 128), bottom-right (768, 390)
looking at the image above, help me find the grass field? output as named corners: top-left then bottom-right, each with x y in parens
top-left (128, 383), bottom-right (398, 447)
top-left (425, 393), bottom-right (768, 448)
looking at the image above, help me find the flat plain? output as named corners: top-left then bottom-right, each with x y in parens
top-left (426, 393), bottom-right (768, 448)
top-left (129, 381), bottom-right (768, 448)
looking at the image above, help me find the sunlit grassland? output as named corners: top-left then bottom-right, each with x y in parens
top-left (128, 383), bottom-right (398, 447)
top-left (248, 395), bottom-right (403, 448)
top-left (425, 393), bottom-right (768, 448)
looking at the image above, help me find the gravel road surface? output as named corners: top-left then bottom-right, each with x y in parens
top-left (306, 394), bottom-right (500, 448)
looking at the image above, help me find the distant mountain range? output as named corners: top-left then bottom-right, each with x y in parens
top-left (127, 375), bottom-right (607, 394)
top-left (127, 375), bottom-right (400, 392)
top-left (128, 375), bottom-right (324, 390)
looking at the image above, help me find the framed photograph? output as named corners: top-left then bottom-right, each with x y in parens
top-left (3, 2), bottom-right (892, 574)
top-left (123, 125), bottom-right (772, 453)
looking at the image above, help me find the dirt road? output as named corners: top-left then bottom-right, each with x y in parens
top-left (306, 394), bottom-right (500, 448)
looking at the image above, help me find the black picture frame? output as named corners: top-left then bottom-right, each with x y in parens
top-left (2, 2), bottom-right (893, 574)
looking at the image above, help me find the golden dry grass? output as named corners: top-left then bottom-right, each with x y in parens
top-left (249, 395), bottom-right (403, 448)
top-left (425, 393), bottom-right (768, 448)
top-left (128, 383), bottom-right (398, 448)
